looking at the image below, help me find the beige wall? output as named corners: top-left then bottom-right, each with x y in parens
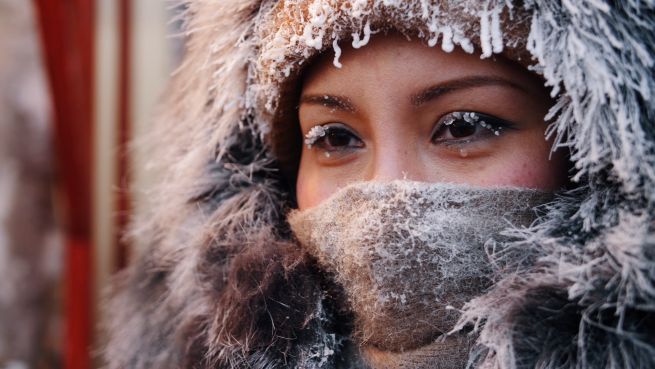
top-left (94, 1), bottom-right (180, 364)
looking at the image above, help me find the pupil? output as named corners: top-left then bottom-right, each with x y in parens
top-left (326, 131), bottom-right (351, 147)
top-left (449, 121), bottom-right (476, 138)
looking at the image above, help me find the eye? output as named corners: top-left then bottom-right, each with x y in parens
top-left (431, 112), bottom-right (514, 144)
top-left (305, 123), bottom-right (364, 153)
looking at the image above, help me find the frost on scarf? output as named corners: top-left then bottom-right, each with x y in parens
top-left (289, 181), bottom-right (551, 368)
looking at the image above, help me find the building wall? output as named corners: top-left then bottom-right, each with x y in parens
top-left (93, 2), bottom-right (182, 366)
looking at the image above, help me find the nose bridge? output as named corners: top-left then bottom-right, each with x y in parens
top-left (362, 91), bottom-right (423, 181)
top-left (369, 129), bottom-right (419, 182)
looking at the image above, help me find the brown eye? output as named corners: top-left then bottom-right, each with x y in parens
top-left (310, 124), bottom-right (364, 152)
top-left (448, 120), bottom-right (477, 138)
top-left (325, 129), bottom-right (356, 147)
top-left (431, 111), bottom-right (514, 144)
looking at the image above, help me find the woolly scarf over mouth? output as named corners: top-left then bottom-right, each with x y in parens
top-left (288, 181), bottom-right (551, 368)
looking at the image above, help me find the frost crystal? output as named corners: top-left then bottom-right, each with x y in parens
top-left (351, 20), bottom-right (371, 49)
top-left (332, 39), bottom-right (343, 68)
top-left (305, 125), bottom-right (328, 148)
top-left (441, 26), bottom-right (455, 52)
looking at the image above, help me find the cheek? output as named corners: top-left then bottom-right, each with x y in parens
top-left (296, 155), bottom-right (341, 210)
top-left (295, 175), bottom-right (317, 210)
top-left (476, 145), bottom-right (569, 190)
top-left (487, 162), bottom-right (550, 188)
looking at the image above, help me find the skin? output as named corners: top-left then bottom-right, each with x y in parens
top-left (296, 34), bottom-right (568, 209)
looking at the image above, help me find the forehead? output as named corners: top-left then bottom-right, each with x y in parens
top-left (300, 34), bottom-right (542, 98)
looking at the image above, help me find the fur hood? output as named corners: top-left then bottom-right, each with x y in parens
top-left (104, 1), bottom-right (655, 368)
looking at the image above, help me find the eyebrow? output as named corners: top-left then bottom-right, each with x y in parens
top-left (411, 75), bottom-right (529, 107)
top-left (299, 94), bottom-right (357, 113)
top-left (299, 75), bottom-right (529, 113)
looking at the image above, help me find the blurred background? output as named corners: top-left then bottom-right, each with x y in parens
top-left (0, 0), bottom-right (184, 368)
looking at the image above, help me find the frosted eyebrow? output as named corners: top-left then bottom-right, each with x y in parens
top-left (411, 76), bottom-right (528, 107)
top-left (299, 94), bottom-right (356, 113)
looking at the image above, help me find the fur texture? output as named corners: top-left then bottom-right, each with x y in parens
top-left (103, 1), bottom-right (655, 368)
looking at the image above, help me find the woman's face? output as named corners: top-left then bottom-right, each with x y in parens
top-left (296, 35), bottom-right (568, 210)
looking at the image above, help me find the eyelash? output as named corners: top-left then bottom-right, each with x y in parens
top-left (430, 111), bottom-right (515, 145)
top-left (303, 111), bottom-right (514, 153)
top-left (304, 123), bottom-right (364, 154)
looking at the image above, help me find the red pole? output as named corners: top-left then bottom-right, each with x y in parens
top-left (32, 1), bottom-right (95, 369)
top-left (116, 0), bottom-right (132, 270)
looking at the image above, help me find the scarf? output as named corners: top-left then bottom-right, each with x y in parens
top-left (288, 181), bottom-right (551, 368)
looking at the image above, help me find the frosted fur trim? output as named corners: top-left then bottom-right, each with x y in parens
top-left (453, 187), bottom-right (655, 369)
top-left (527, 1), bottom-right (655, 197)
top-left (250, 0), bottom-right (519, 114)
top-left (103, 1), bottom-right (655, 369)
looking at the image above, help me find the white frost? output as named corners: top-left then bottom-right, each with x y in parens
top-left (302, 24), bottom-right (324, 50)
top-left (305, 125), bottom-right (328, 148)
top-left (351, 20), bottom-right (371, 49)
top-left (441, 26), bottom-right (455, 53)
top-left (332, 39), bottom-right (343, 68)
top-left (491, 9), bottom-right (504, 54)
top-left (479, 10), bottom-right (492, 58)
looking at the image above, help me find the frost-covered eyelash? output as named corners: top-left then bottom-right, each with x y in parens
top-left (442, 111), bottom-right (506, 136)
top-left (305, 112), bottom-right (507, 149)
top-left (304, 125), bottom-right (329, 148)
